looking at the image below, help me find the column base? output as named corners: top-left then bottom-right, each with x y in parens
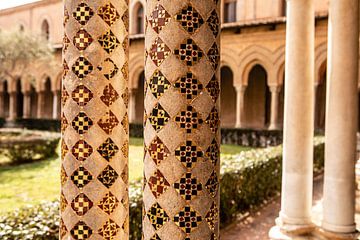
top-left (269, 124), bottom-right (280, 130)
top-left (313, 227), bottom-right (359, 240)
top-left (269, 217), bottom-right (316, 239)
top-left (321, 221), bottom-right (357, 235)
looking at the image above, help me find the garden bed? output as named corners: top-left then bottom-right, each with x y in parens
top-left (0, 137), bottom-right (324, 240)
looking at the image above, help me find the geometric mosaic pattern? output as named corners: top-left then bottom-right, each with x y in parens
top-left (148, 4), bottom-right (171, 34)
top-left (147, 202), bottom-right (170, 231)
top-left (148, 169), bottom-right (170, 198)
top-left (143, 0), bottom-right (220, 238)
top-left (174, 72), bottom-right (203, 101)
top-left (173, 206), bottom-right (202, 233)
top-left (63, 0), bottom-right (129, 238)
top-left (174, 172), bottom-right (202, 201)
top-left (175, 5), bottom-right (204, 34)
top-left (175, 141), bottom-right (203, 169)
top-left (174, 105), bottom-right (203, 133)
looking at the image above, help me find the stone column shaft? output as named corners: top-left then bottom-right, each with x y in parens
top-left (37, 91), bottom-right (45, 119)
top-left (0, 92), bottom-right (4, 118)
top-left (8, 92), bottom-right (17, 121)
top-left (23, 92), bottom-right (31, 118)
top-left (129, 89), bottom-right (136, 123)
top-left (279, 0), bottom-right (315, 229)
top-left (143, 1), bottom-right (221, 239)
top-left (322, 0), bottom-right (359, 234)
top-left (61, 0), bottom-right (129, 239)
top-left (235, 86), bottom-right (246, 128)
top-left (269, 86), bottom-right (280, 130)
top-left (52, 90), bottom-right (60, 119)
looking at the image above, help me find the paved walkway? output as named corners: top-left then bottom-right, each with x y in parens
top-left (220, 176), bottom-right (325, 240)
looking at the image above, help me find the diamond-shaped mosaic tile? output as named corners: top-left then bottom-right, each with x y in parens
top-left (98, 3), bottom-right (120, 26)
top-left (205, 139), bottom-right (220, 166)
top-left (72, 85), bottom-right (93, 106)
top-left (176, 5), bottom-right (204, 34)
top-left (174, 38), bottom-right (203, 66)
top-left (98, 219), bottom-right (120, 239)
top-left (174, 72), bottom-right (203, 101)
top-left (61, 114), bottom-right (69, 134)
top-left (147, 202), bottom-right (170, 231)
top-left (100, 84), bottom-right (119, 107)
top-left (206, 75), bottom-right (220, 103)
top-left (63, 35), bottom-right (70, 53)
top-left (120, 163), bottom-right (128, 185)
top-left (72, 2), bottom-right (94, 25)
top-left (121, 9), bottom-right (129, 30)
top-left (98, 58), bottom-right (119, 80)
top-left (175, 140), bottom-right (203, 169)
top-left (71, 193), bottom-right (93, 216)
top-left (73, 29), bottom-right (93, 51)
top-left (72, 56), bottom-right (93, 79)
top-left (98, 30), bottom-right (120, 54)
top-left (149, 37), bottom-right (171, 67)
top-left (149, 69), bottom-right (171, 99)
top-left (61, 165), bottom-right (68, 186)
top-left (122, 88), bottom-right (129, 108)
top-left (150, 233), bottom-right (161, 240)
top-left (148, 169), bottom-right (170, 198)
top-left (70, 221), bottom-right (93, 240)
top-left (205, 202), bottom-right (219, 231)
top-left (205, 107), bottom-right (220, 133)
top-left (64, 7), bottom-right (69, 27)
top-left (121, 140), bottom-right (129, 159)
top-left (97, 138), bottom-right (119, 162)
top-left (174, 206), bottom-right (202, 233)
top-left (149, 103), bottom-right (170, 132)
top-left (71, 140), bottom-right (93, 161)
top-left (175, 105), bottom-right (203, 133)
top-left (98, 110), bottom-right (119, 134)
top-left (61, 85), bottom-right (69, 107)
top-left (61, 139), bottom-right (68, 160)
top-left (63, 60), bottom-right (69, 78)
top-left (174, 172), bottom-right (202, 201)
top-left (207, 43), bottom-right (220, 70)
top-left (60, 192), bottom-right (68, 212)
top-left (207, 10), bottom-right (220, 37)
top-left (97, 165), bottom-right (119, 188)
top-left (121, 62), bottom-right (129, 81)
top-left (121, 113), bottom-right (129, 134)
top-left (98, 192), bottom-right (119, 215)
top-left (148, 4), bottom-right (171, 33)
top-left (148, 136), bottom-right (170, 165)
top-left (62, 193), bottom-right (82, 213)
top-left (205, 170), bottom-right (219, 198)
top-left (71, 166), bottom-right (93, 188)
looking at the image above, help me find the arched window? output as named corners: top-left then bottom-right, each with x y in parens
top-left (41, 19), bottom-right (50, 40)
top-left (281, 0), bottom-right (287, 16)
top-left (135, 4), bottom-right (144, 34)
top-left (224, 0), bottom-right (237, 23)
top-left (19, 24), bottom-right (24, 32)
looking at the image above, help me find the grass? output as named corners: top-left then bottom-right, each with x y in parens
top-left (0, 138), bottom-right (250, 213)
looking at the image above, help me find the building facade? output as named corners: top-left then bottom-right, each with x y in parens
top-left (0, 0), bottom-right (340, 130)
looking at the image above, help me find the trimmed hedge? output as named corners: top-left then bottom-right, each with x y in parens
top-left (0, 129), bottom-right (60, 165)
top-left (0, 138), bottom-right (325, 240)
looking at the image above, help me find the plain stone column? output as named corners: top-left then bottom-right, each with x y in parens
top-left (61, 0), bottom-right (129, 239)
top-left (143, 1), bottom-right (221, 239)
top-left (272, 0), bottom-right (315, 235)
top-left (322, 0), bottom-right (359, 234)
top-left (128, 89), bottom-right (136, 123)
top-left (23, 91), bottom-right (31, 118)
top-left (52, 90), bottom-right (60, 119)
top-left (0, 91), bottom-right (4, 118)
top-left (37, 91), bottom-right (45, 118)
top-left (8, 92), bottom-right (17, 121)
top-left (235, 86), bottom-right (246, 128)
top-left (269, 86), bottom-right (280, 130)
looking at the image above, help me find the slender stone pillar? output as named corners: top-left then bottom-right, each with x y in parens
top-left (235, 86), bottom-right (246, 128)
top-left (269, 86), bottom-right (280, 130)
top-left (37, 91), bottom-right (45, 118)
top-left (52, 90), bottom-right (60, 119)
top-left (23, 91), bottom-right (31, 118)
top-left (270, 0), bottom-right (315, 237)
top-left (8, 92), bottom-right (17, 121)
top-left (143, 1), bottom-right (221, 239)
top-left (322, 0), bottom-right (359, 235)
top-left (61, 1), bottom-right (129, 239)
top-left (128, 89), bottom-right (136, 123)
top-left (0, 91), bottom-right (4, 118)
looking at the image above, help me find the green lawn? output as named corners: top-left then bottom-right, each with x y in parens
top-left (0, 138), bottom-right (249, 213)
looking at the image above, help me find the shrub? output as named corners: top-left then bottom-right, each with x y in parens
top-left (0, 129), bottom-right (60, 164)
top-left (0, 138), bottom-right (325, 239)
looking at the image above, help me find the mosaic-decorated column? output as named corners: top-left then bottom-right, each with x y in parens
top-left (61, 1), bottom-right (129, 239)
top-left (143, 1), bottom-right (221, 239)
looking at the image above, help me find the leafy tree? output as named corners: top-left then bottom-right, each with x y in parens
top-left (0, 30), bottom-right (54, 82)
